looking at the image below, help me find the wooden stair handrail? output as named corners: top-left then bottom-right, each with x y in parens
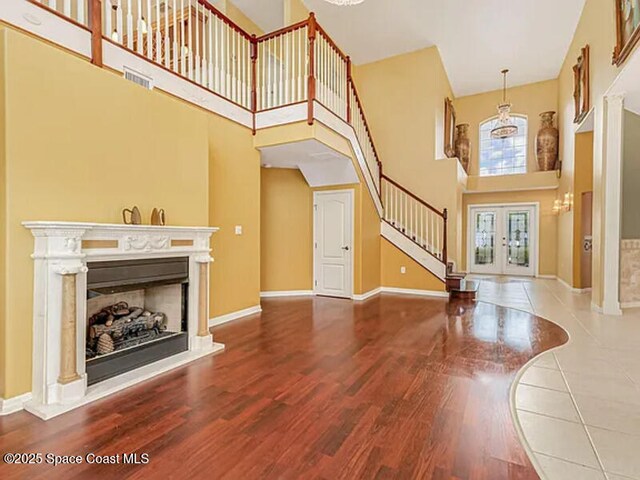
top-left (381, 174), bottom-right (446, 218)
top-left (256, 18), bottom-right (310, 42)
top-left (315, 23), bottom-right (349, 62)
top-left (348, 79), bottom-right (383, 175)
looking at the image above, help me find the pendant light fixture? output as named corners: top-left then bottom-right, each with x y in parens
top-left (322, 0), bottom-right (366, 5)
top-left (491, 69), bottom-right (518, 139)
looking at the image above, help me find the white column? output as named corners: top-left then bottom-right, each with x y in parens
top-left (602, 93), bottom-right (625, 315)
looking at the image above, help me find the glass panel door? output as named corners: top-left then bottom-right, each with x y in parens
top-left (469, 205), bottom-right (536, 276)
top-left (470, 209), bottom-right (501, 274)
top-left (503, 206), bottom-right (535, 276)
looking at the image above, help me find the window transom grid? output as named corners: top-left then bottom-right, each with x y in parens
top-left (479, 115), bottom-right (528, 176)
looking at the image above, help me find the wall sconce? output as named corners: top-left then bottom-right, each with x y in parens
top-left (562, 192), bottom-right (573, 212)
top-left (553, 193), bottom-right (573, 215)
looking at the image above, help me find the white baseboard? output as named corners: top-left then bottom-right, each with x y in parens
top-left (556, 276), bottom-right (591, 293)
top-left (621, 301), bottom-right (640, 309)
top-left (209, 305), bottom-right (262, 327)
top-left (353, 287), bottom-right (382, 301)
top-left (536, 274), bottom-right (557, 279)
top-left (381, 287), bottom-right (448, 298)
top-left (260, 290), bottom-right (314, 298)
top-left (0, 392), bottom-right (32, 416)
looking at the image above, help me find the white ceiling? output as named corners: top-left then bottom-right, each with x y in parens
top-left (233, 0), bottom-right (586, 97)
top-left (259, 139), bottom-right (359, 187)
top-left (230, 0), bottom-right (285, 32)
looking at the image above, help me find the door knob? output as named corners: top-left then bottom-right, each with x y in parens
top-left (342, 246), bottom-right (350, 251)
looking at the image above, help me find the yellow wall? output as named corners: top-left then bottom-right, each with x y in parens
top-left (557, 0), bottom-right (619, 295)
top-left (0, 27), bottom-right (263, 397)
top-left (284, 0), bottom-right (310, 24)
top-left (353, 48), bottom-right (463, 262)
top-left (0, 29), bottom-right (211, 397)
top-left (208, 115), bottom-right (261, 317)
top-left (454, 79), bottom-right (559, 176)
top-left (381, 239), bottom-right (445, 291)
top-left (361, 183), bottom-right (381, 293)
top-left (260, 168), bottom-right (313, 292)
top-left (466, 171), bottom-right (559, 193)
top-left (572, 131), bottom-right (594, 287)
top-left (462, 190), bottom-right (558, 276)
top-left (255, 122), bottom-right (381, 295)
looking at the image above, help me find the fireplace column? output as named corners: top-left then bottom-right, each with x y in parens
top-left (53, 263), bottom-right (89, 402)
top-left (59, 273), bottom-right (80, 384)
top-left (194, 255), bottom-right (214, 350)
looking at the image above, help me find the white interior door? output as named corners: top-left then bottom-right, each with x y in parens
top-left (314, 190), bottom-right (354, 298)
top-left (469, 205), bottom-right (536, 276)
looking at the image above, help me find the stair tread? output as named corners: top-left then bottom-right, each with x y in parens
top-left (446, 272), bottom-right (466, 279)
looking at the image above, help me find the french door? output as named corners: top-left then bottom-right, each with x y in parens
top-left (469, 205), bottom-right (536, 276)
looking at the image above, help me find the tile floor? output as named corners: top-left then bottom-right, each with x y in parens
top-left (471, 276), bottom-right (640, 480)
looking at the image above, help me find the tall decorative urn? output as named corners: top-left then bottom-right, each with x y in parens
top-left (536, 111), bottom-right (559, 171)
top-left (455, 124), bottom-right (471, 173)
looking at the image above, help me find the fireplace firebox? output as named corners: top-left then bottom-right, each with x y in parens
top-left (85, 257), bottom-right (189, 385)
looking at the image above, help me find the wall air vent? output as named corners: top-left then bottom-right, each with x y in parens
top-left (123, 67), bottom-right (154, 90)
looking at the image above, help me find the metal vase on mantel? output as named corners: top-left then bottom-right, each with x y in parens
top-left (536, 111), bottom-right (559, 171)
top-left (455, 124), bottom-right (471, 173)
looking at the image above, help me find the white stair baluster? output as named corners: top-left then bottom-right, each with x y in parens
top-left (146, 0), bottom-right (152, 59)
top-left (77, 0), bottom-right (86, 25)
top-left (104, 0), bottom-right (112, 43)
top-left (127, 0), bottom-right (133, 50)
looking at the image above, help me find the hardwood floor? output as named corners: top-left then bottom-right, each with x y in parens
top-left (0, 294), bottom-right (567, 479)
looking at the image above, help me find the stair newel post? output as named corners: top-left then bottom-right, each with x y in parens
top-left (346, 56), bottom-right (352, 124)
top-left (442, 208), bottom-right (448, 267)
top-left (89, 0), bottom-right (103, 67)
top-left (250, 34), bottom-right (258, 133)
top-left (307, 12), bottom-right (317, 125)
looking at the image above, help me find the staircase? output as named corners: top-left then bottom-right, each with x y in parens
top-left (380, 176), bottom-right (474, 300)
top-left (15, 1), bottom-right (474, 300)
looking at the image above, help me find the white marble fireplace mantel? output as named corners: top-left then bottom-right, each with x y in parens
top-left (21, 221), bottom-right (224, 420)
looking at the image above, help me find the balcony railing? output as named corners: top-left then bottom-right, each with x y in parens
top-left (30, 0), bottom-right (383, 193)
top-left (24, 0), bottom-right (446, 267)
top-left (32, 0), bottom-right (90, 27)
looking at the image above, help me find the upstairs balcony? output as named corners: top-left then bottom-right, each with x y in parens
top-left (2, 0), bottom-right (449, 271)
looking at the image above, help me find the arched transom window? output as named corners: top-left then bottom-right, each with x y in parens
top-left (479, 115), bottom-right (528, 176)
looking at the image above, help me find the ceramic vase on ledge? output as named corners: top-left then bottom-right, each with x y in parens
top-left (536, 111), bottom-right (559, 171)
top-left (455, 124), bottom-right (471, 173)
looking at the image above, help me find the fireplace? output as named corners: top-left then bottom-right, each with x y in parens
top-left (85, 257), bottom-right (190, 385)
top-left (23, 221), bottom-right (224, 420)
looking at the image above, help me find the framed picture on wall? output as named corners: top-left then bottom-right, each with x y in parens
top-left (613, 0), bottom-right (640, 66)
top-left (444, 97), bottom-right (456, 158)
top-left (573, 45), bottom-right (590, 124)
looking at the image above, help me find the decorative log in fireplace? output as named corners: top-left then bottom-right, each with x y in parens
top-left (86, 302), bottom-right (169, 359)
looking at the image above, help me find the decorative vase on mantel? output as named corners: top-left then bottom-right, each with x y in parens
top-left (455, 124), bottom-right (471, 173)
top-left (536, 111), bottom-right (559, 171)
